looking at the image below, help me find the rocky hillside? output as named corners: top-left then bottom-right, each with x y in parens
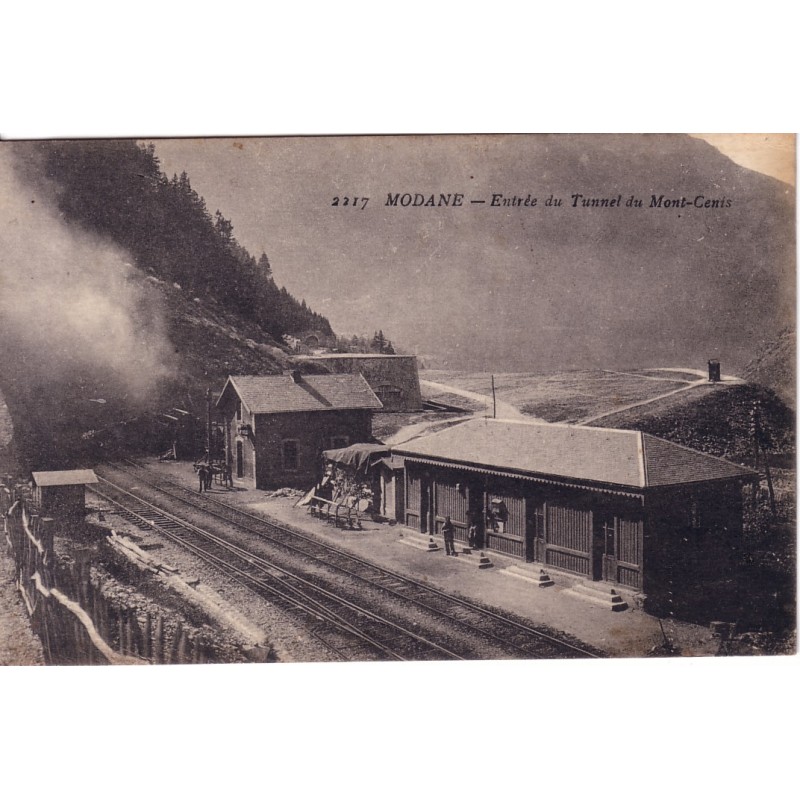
top-left (0, 141), bottom-right (336, 471)
top-left (595, 382), bottom-right (794, 464)
top-left (742, 327), bottom-right (796, 408)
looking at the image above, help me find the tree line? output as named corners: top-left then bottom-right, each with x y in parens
top-left (335, 331), bottom-right (396, 354)
top-left (32, 140), bottom-right (332, 340)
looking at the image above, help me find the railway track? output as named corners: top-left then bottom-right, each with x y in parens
top-left (93, 460), bottom-right (604, 661)
top-left (91, 480), bottom-right (464, 662)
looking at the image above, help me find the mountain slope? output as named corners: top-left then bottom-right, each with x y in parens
top-left (742, 327), bottom-right (796, 407)
top-left (155, 134), bottom-right (795, 373)
top-left (0, 142), bottom-right (330, 469)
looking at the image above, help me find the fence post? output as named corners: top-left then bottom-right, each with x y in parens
top-left (153, 615), bottom-right (164, 664)
top-left (176, 627), bottom-right (189, 664)
top-left (142, 612), bottom-right (152, 662)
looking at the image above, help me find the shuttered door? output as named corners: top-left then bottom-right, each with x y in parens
top-left (616, 516), bottom-right (643, 588)
top-left (434, 478), bottom-right (469, 543)
top-left (406, 471), bottom-right (422, 530)
top-left (435, 480), bottom-right (468, 523)
top-left (545, 504), bottom-right (591, 576)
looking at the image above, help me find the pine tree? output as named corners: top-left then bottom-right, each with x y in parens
top-left (257, 253), bottom-right (272, 278)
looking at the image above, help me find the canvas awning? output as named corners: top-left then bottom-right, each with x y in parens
top-left (322, 443), bottom-right (390, 473)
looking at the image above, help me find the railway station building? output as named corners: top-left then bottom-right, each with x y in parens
top-left (392, 418), bottom-right (757, 612)
top-left (216, 372), bottom-right (383, 490)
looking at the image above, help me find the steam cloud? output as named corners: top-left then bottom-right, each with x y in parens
top-left (0, 145), bottom-right (171, 402)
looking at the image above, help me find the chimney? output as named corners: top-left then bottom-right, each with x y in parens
top-left (290, 370), bottom-right (303, 384)
top-left (708, 360), bottom-right (721, 382)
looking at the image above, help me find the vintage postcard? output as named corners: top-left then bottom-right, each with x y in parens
top-left (0, 134), bottom-right (795, 666)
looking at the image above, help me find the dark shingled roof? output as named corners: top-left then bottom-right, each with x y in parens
top-left (219, 374), bottom-right (383, 414)
top-left (393, 418), bottom-right (755, 489)
top-left (639, 434), bottom-right (754, 487)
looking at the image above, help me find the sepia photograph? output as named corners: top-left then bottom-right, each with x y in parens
top-left (2, 5), bottom-right (799, 796)
top-left (1, 133), bottom-right (795, 667)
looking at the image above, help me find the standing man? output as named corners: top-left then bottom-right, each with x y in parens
top-left (442, 516), bottom-right (456, 556)
top-left (198, 464), bottom-right (207, 493)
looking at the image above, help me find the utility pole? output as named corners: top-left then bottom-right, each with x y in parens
top-left (752, 404), bottom-right (777, 517)
top-left (206, 388), bottom-right (213, 461)
top-left (491, 375), bottom-right (497, 419)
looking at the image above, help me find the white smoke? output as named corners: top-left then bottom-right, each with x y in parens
top-left (0, 146), bottom-right (171, 401)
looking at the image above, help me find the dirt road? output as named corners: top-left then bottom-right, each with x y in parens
top-left (419, 379), bottom-right (535, 421)
top-left (579, 369), bottom-right (743, 425)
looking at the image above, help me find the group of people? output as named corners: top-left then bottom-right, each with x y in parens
top-left (197, 462), bottom-right (233, 493)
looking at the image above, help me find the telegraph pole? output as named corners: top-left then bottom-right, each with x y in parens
top-left (491, 375), bottom-right (497, 419)
top-left (206, 388), bottom-right (213, 460)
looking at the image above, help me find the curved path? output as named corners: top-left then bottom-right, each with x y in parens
top-left (579, 369), bottom-right (743, 425)
top-left (409, 368), bottom-right (743, 439)
top-left (419, 379), bottom-right (535, 421)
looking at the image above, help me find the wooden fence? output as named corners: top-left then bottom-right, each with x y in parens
top-left (2, 481), bottom-right (226, 666)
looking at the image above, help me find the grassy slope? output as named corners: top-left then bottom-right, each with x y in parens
top-left (421, 369), bottom-right (689, 423)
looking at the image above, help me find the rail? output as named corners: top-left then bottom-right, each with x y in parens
top-left (90, 479), bottom-right (467, 662)
top-left (98, 460), bottom-right (605, 660)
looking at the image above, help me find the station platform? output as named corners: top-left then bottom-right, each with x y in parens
top-left (140, 459), bottom-right (721, 658)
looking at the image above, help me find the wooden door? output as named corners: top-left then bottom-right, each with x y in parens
top-left (420, 476), bottom-right (431, 533)
top-left (594, 512), bottom-right (618, 582)
top-left (236, 441), bottom-right (244, 478)
top-left (525, 498), bottom-right (545, 563)
top-left (383, 473), bottom-right (395, 519)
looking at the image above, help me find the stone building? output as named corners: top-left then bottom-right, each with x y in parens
top-left (215, 372), bottom-right (383, 489)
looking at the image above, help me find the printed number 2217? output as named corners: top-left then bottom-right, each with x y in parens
top-left (332, 196), bottom-right (369, 209)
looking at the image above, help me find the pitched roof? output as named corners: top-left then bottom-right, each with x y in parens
top-left (392, 418), bottom-right (755, 489)
top-left (639, 434), bottom-right (755, 487)
top-left (32, 469), bottom-right (99, 487)
top-left (218, 374), bottom-right (383, 414)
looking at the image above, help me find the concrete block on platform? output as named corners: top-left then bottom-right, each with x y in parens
top-left (502, 565), bottom-right (555, 587)
top-left (398, 533), bottom-right (440, 552)
top-left (564, 582), bottom-right (629, 611)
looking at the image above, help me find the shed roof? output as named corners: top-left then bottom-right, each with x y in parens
top-left (392, 418), bottom-right (755, 489)
top-left (218, 374), bottom-right (383, 415)
top-left (31, 469), bottom-right (99, 487)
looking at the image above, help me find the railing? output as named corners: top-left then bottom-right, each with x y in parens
top-left (308, 496), bottom-right (363, 529)
top-left (2, 489), bottom-right (145, 665)
top-left (485, 531), bottom-right (525, 558)
top-left (545, 547), bottom-right (590, 576)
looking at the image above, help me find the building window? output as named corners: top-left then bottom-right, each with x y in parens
top-left (236, 401), bottom-right (241, 421)
top-left (282, 440), bottom-right (299, 471)
top-left (375, 384), bottom-right (403, 408)
top-left (330, 435), bottom-right (349, 449)
top-left (486, 497), bottom-right (508, 534)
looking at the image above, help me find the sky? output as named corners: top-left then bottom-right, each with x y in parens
top-left (691, 133), bottom-right (795, 186)
top-left (150, 134), bottom-right (794, 369)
